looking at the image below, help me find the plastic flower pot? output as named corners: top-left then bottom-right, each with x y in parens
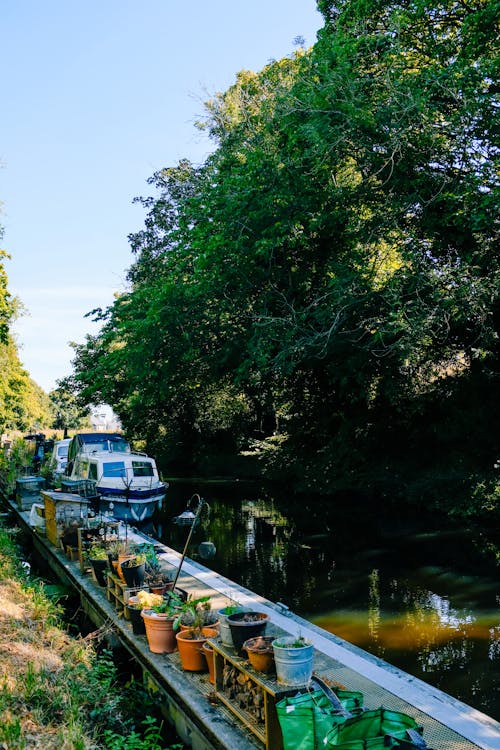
top-left (121, 558), bottom-right (146, 587)
top-left (89, 557), bottom-right (108, 587)
top-left (217, 606), bottom-right (246, 648)
top-left (127, 602), bottom-right (146, 635)
top-left (141, 609), bottom-right (177, 653)
top-left (227, 611), bottom-right (269, 656)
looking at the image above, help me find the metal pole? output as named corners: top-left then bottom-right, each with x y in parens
top-left (171, 495), bottom-right (204, 592)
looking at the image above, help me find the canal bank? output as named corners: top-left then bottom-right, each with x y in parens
top-left (6, 497), bottom-right (500, 750)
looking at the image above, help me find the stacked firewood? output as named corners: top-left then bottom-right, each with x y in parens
top-left (222, 662), bottom-right (265, 723)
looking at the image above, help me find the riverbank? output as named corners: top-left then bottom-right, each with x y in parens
top-left (9, 492), bottom-right (500, 750)
top-left (0, 519), bottom-right (181, 750)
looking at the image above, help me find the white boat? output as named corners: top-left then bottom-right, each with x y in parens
top-left (62, 433), bottom-right (167, 523)
top-left (49, 438), bottom-right (71, 477)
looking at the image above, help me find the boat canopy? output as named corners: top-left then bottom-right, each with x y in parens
top-left (67, 432), bottom-right (131, 464)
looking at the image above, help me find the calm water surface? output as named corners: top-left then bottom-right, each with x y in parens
top-left (155, 482), bottom-right (500, 720)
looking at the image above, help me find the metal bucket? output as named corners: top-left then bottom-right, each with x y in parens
top-left (272, 637), bottom-right (314, 686)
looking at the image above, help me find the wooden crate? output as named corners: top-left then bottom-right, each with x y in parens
top-left (211, 639), bottom-right (295, 750)
top-left (106, 572), bottom-right (149, 619)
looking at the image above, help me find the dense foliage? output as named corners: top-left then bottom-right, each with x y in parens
top-left (68, 0), bottom-right (499, 517)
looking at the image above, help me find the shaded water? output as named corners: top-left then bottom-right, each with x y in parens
top-left (156, 482), bottom-right (500, 721)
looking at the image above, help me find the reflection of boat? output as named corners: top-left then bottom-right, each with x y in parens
top-left (62, 433), bottom-right (167, 523)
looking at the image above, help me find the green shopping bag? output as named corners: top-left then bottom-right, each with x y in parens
top-left (323, 707), bottom-right (427, 749)
top-left (276, 688), bottom-right (363, 750)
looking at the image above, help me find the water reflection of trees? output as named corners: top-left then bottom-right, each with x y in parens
top-left (159, 483), bottom-right (500, 720)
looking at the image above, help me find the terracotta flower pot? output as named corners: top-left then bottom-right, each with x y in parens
top-left (243, 635), bottom-right (275, 674)
top-left (141, 609), bottom-right (177, 653)
top-left (202, 640), bottom-right (216, 684)
top-left (175, 627), bottom-right (218, 672)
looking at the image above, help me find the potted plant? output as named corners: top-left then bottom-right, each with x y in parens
top-left (143, 547), bottom-right (174, 594)
top-left (87, 544), bottom-right (109, 587)
top-left (107, 541), bottom-right (131, 582)
top-left (217, 603), bottom-right (246, 648)
top-left (272, 634), bottom-right (314, 686)
top-left (120, 551), bottom-right (147, 587)
top-left (174, 595), bottom-right (218, 672)
top-left (141, 591), bottom-right (184, 654)
top-left (127, 590), bottom-right (163, 636)
top-left (227, 611), bottom-right (269, 656)
top-left (177, 595), bottom-right (218, 630)
top-left (243, 635), bottom-right (275, 674)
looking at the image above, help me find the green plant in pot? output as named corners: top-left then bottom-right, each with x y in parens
top-left (174, 595), bottom-right (218, 672)
top-left (88, 544), bottom-right (107, 559)
top-left (141, 591), bottom-right (184, 654)
top-left (87, 544), bottom-right (109, 587)
top-left (120, 550), bottom-right (147, 588)
top-left (143, 546), bottom-right (174, 593)
top-left (272, 634), bottom-right (314, 686)
top-left (175, 595), bottom-right (218, 632)
top-left (152, 590), bottom-right (184, 616)
top-left (217, 602), bottom-right (246, 648)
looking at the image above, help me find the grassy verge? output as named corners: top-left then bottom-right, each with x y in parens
top-left (0, 521), bottom-right (183, 750)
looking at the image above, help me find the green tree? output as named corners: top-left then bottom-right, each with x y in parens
top-left (49, 384), bottom-right (90, 431)
top-left (69, 0), bottom-right (499, 514)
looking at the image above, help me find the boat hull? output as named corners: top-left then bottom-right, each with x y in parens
top-left (96, 487), bottom-right (166, 523)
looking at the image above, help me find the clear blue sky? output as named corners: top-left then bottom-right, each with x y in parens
top-left (1, 1), bottom-right (323, 392)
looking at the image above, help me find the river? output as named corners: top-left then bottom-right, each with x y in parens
top-left (153, 480), bottom-right (500, 721)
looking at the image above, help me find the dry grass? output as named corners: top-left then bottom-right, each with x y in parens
top-left (0, 522), bottom-right (179, 750)
top-left (0, 529), bottom-right (96, 749)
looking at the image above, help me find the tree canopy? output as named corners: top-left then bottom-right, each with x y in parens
top-left (68, 0), bottom-right (499, 517)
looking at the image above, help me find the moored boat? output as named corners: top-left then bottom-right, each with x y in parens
top-left (62, 433), bottom-right (167, 523)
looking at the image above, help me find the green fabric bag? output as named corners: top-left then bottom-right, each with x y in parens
top-left (276, 688), bottom-right (363, 750)
top-left (323, 707), bottom-right (427, 749)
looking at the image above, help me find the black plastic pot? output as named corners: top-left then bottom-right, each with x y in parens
top-left (227, 611), bottom-right (269, 656)
top-left (121, 559), bottom-right (146, 587)
top-left (90, 558), bottom-right (108, 587)
top-left (127, 605), bottom-right (146, 635)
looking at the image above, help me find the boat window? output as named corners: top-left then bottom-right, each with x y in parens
top-left (102, 461), bottom-right (126, 478)
top-left (132, 461), bottom-right (154, 477)
top-left (87, 440), bottom-right (125, 452)
top-left (57, 445), bottom-right (68, 457)
top-left (88, 463), bottom-right (98, 481)
top-left (76, 459), bottom-right (89, 477)
top-left (110, 439), bottom-right (130, 452)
